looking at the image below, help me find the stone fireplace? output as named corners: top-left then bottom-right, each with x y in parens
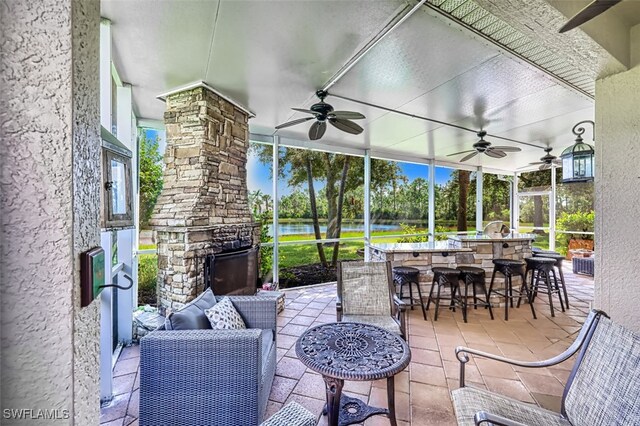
top-left (150, 84), bottom-right (260, 313)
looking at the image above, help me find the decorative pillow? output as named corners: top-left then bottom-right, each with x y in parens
top-left (205, 297), bottom-right (246, 330)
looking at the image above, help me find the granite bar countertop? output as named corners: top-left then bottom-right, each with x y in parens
top-left (448, 233), bottom-right (536, 242)
top-left (368, 241), bottom-right (472, 253)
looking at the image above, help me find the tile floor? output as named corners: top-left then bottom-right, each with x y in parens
top-left (101, 265), bottom-right (594, 425)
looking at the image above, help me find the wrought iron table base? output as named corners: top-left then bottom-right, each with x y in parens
top-left (323, 376), bottom-right (397, 426)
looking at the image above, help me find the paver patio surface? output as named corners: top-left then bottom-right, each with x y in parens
top-left (101, 265), bottom-right (594, 425)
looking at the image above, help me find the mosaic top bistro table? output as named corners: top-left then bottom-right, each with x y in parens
top-left (295, 322), bottom-right (411, 426)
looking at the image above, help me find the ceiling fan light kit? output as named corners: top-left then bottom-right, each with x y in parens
top-left (275, 90), bottom-right (366, 141)
top-left (447, 130), bottom-right (522, 162)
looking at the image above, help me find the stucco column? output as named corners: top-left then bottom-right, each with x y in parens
top-left (0, 0), bottom-right (102, 423)
top-left (594, 65), bottom-right (640, 332)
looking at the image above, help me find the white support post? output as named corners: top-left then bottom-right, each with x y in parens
top-left (428, 159), bottom-right (436, 242)
top-left (272, 136), bottom-right (279, 287)
top-left (116, 229), bottom-right (134, 343)
top-left (99, 232), bottom-right (113, 402)
top-left (476, 166), bottom-right (483, 234)
top-left (512, 173), bottom-right (519, 232)
top-left (364, 150), bottom-right (371, 261)
top-left (550, 168), bottom-right (556, 251)
top-left (100, 19), bottom-right (112, 130)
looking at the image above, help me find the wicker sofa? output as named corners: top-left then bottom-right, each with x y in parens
top-left (451, 310), bottom-right (640, 425)
top-left (139, 295), bottom-right (278, 426)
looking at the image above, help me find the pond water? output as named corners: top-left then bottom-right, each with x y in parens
top-left (268, 221), bottom-right (408, 236)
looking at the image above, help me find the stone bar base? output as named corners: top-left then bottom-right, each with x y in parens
top-left (370, 240), bottom-right (532, 302)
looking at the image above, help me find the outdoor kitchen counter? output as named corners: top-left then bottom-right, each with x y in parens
top-left (368, 234), bottom-right (535, 293)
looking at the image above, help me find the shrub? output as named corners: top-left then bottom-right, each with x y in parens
top-left (556, 211), bottom-right (594, 255)
top-left (138, 254), bottom-right (158, 305)
top-left (396, 223), bottom-right (429, 243)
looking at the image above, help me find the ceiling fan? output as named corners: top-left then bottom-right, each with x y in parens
top-left (447, 131), bottom-right (522, 162)
top-left (518, 147), bottom-right (562, 171)
top-left (275, 90), bottom-right (366, 140)
top-left (559, 0), bottom-right (622, 33)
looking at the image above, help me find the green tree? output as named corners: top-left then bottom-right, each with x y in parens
top-left (139, 131), bottom-right (164, 228)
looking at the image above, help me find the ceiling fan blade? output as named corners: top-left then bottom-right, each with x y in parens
top-left (559, 0), bottom-right (622, 33)
top-left (539, 163), bottom-right (552, 171)
top-left (308, 121), bottom-right (326, 140)
top-left (528, 161), bottom-right (545, 166)
top-left (275, 116), bottom-right (314, 130)
top-left (329, 111), bottom-right (365, 120)
top-left (460, 151), bottom-right (479, 162)
top-left (491, 146), bottom-right (522, 153)
top-left (329, 118), bottom-right (363, 135)
top-left (447, 149), bottom-right (476, 157)
top-left (485, 149), bottom-right (507, 159)
top-left (292, 108), bottom-right (320, 115)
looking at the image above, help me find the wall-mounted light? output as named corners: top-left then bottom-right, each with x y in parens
top-left (561, 120), bottom-right (595, 183)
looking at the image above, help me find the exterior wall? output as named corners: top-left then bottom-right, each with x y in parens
top-left (151, 86), bottom-right (260, 312)
top-left (0, 0), bottom-right (101, 424)
top-left (594, 65), bottom-right (640, 333)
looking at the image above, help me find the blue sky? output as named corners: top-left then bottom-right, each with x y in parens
top-left (247, 151), bottom-right (454, 196)
top-left (145, 130), bottom-right (455, 195)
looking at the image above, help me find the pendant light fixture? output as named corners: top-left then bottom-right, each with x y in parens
top-left (561, 120), bottom-right (595, 183)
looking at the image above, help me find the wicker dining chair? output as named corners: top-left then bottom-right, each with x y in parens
top-left (337, 260), bottom-right (408, 340)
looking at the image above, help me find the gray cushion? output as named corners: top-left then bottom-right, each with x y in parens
top-left (165, 289), bottom-right (217, 330)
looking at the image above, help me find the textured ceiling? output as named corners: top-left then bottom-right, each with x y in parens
top-left (101, 0), bottom-right (599, 172)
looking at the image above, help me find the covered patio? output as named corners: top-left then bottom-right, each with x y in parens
top-left (101, 265), bottom-right (594, 425)
top-left (2, 0), bottom-right (639, 425)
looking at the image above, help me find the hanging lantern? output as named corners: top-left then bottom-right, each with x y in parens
top-left (561, 120), bottom-right (595, 183)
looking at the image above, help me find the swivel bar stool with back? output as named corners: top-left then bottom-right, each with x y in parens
top-left (487, 259), bottom-right (536, 321)
top-left (392, 266), bottom-right (427, 320)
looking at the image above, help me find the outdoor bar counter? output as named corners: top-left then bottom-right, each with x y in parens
top-left (369, 233), bottom-right (535, 293)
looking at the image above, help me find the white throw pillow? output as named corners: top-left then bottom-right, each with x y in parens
top-left (204, 297), bottom-right (247, 330)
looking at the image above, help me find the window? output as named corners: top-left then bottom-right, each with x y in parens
top-left (101, 127), bottom-right (133, 229)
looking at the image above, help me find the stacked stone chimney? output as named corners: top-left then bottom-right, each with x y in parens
top-left (151, 85), bottom-right (260, 312)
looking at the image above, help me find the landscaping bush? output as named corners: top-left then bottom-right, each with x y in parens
top-left (556, 211), bottom-right (594, 255)
top-left (138, 254), bottom-right (158, 306)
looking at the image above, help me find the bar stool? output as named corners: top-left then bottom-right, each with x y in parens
top-left (458, 266), bottom-right (494, 322)
top-left (426, 267), bottom-right (462, 321)
top-left (392, 266), bottom-right (427, 320)
top-left (533, 251), bottom-right (570, 308)
top-left (488, 259), bottom-right (536, 321)
top-left (522, 257), bottom-right (565, 317)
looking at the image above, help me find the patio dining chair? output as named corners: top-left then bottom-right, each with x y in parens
top-left (337, 260), bottom-right (408, 340)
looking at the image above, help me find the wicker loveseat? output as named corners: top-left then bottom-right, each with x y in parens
top-left (451, 310), bottom-right (640, 425)
top-left (139, 294), bottom-right (278, 426)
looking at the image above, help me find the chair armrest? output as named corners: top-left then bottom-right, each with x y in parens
top-left (336, 294), bottom-right (343, 321)
top-left (393, 295), bottom-right (408, 341)
top-left (218, 296), bottom-right (278, 336)
top-left (474, 411), bottom-right (528, 426)
top-left (393, 294), bottom-right (408, 311)
top-left (455, 309), bottom-right (605, 387)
